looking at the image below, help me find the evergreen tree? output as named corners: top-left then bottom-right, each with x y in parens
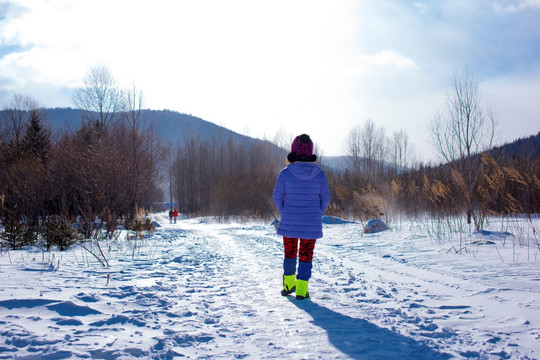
top-left (23, 109), bottom-right (51, 163)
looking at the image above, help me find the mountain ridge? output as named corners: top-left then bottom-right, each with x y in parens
top-left (40, 107), bottom-right (257, 146)
top-left (3, 107), bottom-right (538, 169)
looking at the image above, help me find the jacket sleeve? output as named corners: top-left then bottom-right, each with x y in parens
top-left (272, 172), bottom-right (285, 214)
top-left (320, 172), bottom-right (331, 213)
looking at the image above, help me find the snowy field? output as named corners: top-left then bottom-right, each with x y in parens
top-left (0, 213), bottom-right (539, 359)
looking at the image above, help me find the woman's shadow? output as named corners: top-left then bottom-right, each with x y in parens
top-left (290, 299), bottom-right (450, 360)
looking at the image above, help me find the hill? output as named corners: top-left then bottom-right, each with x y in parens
top-left (4, 108), bottom-right (538, 167)
top-left (489, 131), bottom-right (540, 159)
top-left (40, 108), bottom-right (258, 146)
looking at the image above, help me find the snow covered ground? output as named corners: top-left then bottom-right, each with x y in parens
top-left (0, 213), bottom-right (539, 359)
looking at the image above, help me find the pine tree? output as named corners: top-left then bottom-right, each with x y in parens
top-left (23, 110), bottom-right (51, 163)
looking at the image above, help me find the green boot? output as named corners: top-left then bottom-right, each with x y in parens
top-left (281, 275), bottom-right (296, 296)
top-left (295, 279), bottom-right (310, 300)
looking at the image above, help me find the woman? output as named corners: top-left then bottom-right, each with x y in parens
top-left (273, 134), bottom-right (331, 299)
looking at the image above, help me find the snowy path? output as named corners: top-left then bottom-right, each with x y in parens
top-left (0, 214), bottom-right (539, 359)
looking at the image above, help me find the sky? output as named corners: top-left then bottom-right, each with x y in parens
top-left (0, 0), bottom-right (539, 161)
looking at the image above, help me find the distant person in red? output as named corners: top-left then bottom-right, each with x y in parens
top-left (173, 209), bottom-right (179, 224)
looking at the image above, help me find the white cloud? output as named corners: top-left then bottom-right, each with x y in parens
top-left (492, 0), bottom-right (540, 13)
top-left (356, 51), bottom-right (418, 70)
top-left (412, 2), bottom-right (428, 13)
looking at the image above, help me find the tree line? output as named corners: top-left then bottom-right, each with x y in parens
top-left (0, 67), bottom-right (164, 250)
top-left (170, 136), bottom-right (286, 218)
top-left (330, 69), bottom-right (539, 231)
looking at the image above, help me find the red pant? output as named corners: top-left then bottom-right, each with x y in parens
top-left (283, 237), bottom-right (316, 262)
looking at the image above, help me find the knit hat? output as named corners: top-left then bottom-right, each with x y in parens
top-left (291, 134), bottom-right (313, 156)
top-left (287, 134), bottom-right (317, 163)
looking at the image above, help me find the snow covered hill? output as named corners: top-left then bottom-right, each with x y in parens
top-left (0, 214), bottom-right (538, 359)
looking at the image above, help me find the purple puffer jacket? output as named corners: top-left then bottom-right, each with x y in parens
top-left (273, 162), bottom-right (331, 239)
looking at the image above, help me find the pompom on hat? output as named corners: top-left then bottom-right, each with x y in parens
top-left (287, 134), bottom-right (317, 163)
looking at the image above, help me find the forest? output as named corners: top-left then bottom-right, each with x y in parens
top-left (1, 66), bottom-right (539, 251)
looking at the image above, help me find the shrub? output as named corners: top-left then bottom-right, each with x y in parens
top-left (0, 213), bottom-right (38, 249)
top-left (43, 216), bottom-right (76, 251)
top-left (125, 216), bottom-right (155, 233)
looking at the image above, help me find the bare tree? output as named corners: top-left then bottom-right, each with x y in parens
top-left (272, 128), bottom-right (293, 152)
top-left (430, 68), bottom-right (499, 227)
top-left (72, 65), bottom-right (125, 135)
top-left (124, 86), bottom-right (144, 130)
top-left (344, 124), bottom-right (363, 175)
top-left (390, 129), bottom-right (412, 173)
top-left (430, 68), bottom-right (498, 163)
top-left (344, 119), bottom-right (387, 181)
top-left (1, 93), bottom-right (40, 156)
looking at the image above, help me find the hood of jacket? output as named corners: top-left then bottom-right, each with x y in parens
top-left (287, 162), bottom-right (321, 181)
